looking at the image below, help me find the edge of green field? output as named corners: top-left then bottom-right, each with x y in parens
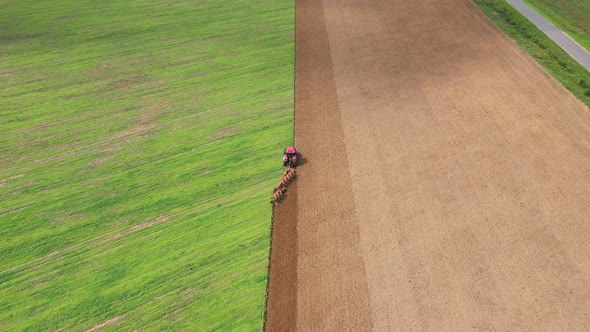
top-left (0, 0), bottom-right (294, 330)
top-left (521, 0), bottom-right (590, 53)
top-left (473, 0), bottom-right (590, 108)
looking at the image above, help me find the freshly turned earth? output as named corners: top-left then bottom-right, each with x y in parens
top-left (266, 0), bottom-right (590, 330)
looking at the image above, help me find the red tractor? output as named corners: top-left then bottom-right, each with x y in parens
top-left (283, 146), bottom-right (298, 167)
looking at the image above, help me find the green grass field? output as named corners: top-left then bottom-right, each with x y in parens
top-left (474, 0), bottom-right (590, 107)
top-left (0, 0), bottom-right (293, 330)
top-left (523, 0), bottom-right (590, 52)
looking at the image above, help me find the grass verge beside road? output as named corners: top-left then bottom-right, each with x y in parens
top-left (523, 0), bottom-right (590, 52)
top-left (474, 0), bottom-right (590, 107)
top-left (0, 0), bottom-right (293, 330)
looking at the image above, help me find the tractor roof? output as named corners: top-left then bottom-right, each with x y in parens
top-left (285, 146), bottom-right (296, 153)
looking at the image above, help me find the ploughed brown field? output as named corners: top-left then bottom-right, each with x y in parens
top-left (266, 0), bottom-right (590, 330)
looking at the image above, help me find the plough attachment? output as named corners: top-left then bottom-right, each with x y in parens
top-left (271, 168), bottom-right (297, 205)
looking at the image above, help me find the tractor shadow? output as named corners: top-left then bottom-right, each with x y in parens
top-left (297, 153), bottom-right (308, 167)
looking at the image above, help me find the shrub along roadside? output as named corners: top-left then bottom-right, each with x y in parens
top-left (474, 0), bottom-right (590, 107)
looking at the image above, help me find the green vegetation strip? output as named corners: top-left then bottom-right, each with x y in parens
top-left (0, 0), bottom-right (293, 330)
top-left (474, 0), bottom-right (590, 107)
top-left (523, 0), bottom-right (590, 52)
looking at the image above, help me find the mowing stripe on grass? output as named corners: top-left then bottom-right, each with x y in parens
top-left (0, 0), bottom-right (294, 330)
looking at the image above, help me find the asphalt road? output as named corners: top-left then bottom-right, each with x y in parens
top-left (506, 0), bottom-right (590, 72)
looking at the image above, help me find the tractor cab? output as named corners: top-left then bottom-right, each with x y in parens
top-left (283, 146), bottom-right (298, 167)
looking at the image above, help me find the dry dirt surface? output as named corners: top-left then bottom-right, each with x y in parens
top-left (266, 0), bottom-right (590, 330)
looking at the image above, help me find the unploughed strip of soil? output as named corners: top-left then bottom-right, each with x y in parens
top-left (268, 0), bottom-right (590, 330)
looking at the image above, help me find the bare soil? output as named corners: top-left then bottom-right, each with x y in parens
top-left (265, 185), bottom-right (298, 331)
top-left (267, 0), bottom-right (590, 330)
